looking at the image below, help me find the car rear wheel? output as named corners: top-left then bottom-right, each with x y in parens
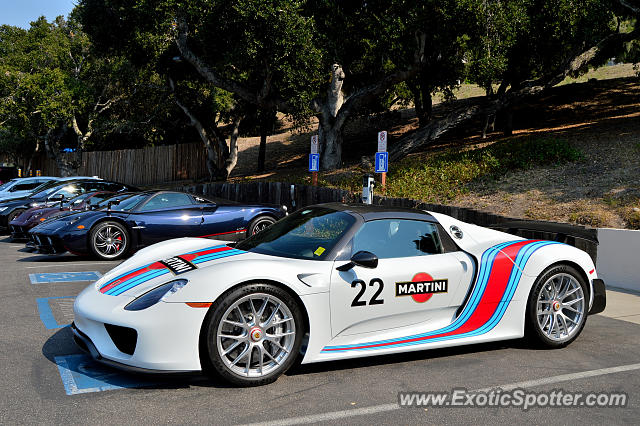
top-left (89, 221), bottom-right (129, 260)
top-left (202, 283), bottom-right (304, 386)
top-left (526, 264), bottom-right (588, 348)
top-left (248, 215), bottom-right (276, 236)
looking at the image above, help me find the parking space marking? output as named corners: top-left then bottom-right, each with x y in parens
top-left (29, 271), bottom-right (102, 284)
top-left (245, 362), bottom-right (640, 426)
top-left (36, 296), bottom-right (75, 329)
top-left (55, 354), bottom-right (164, 395)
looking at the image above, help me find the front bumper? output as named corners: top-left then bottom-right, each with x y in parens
top-left (29, 232), bottom-right (67, 254)
top-left (72, 285), bottom-right (209, 372)
top-left (589, 278), bottom-right (606, 315)
top-left (29, 227), bottom-right (88, 255)
top-left (10, 224), bottom-right (30, 240)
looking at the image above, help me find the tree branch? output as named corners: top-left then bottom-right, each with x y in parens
top-left (618, 0), bottom-right (640, 15)
top-left (175, 17), bottom-right (258, 105)
top-left (390, 26), bottom-right (639, 159)
top-left (334, 32), bottom-right (427, 129)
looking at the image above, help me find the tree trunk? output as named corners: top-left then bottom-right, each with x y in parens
top-left (408, 82), bottom-right (423, 125)
top-left (257, 111), bottom-right (267, 173)
top-left (421, 85), bottom-right (433, 123)
top-left (319, 123), bottom-right (343, 170)
top-left (317, 64), bottom-right (346, 170)
top-left (44, 126), bottom-right (77, 177)
top-left (224, 116), bottom-right (242, 178)
top-left (503, 107), bottom-right (513, 136)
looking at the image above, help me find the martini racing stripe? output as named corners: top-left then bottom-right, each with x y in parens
top-left (322, 240), bottom-right (560, 352)
top-left (99, 244), bottom-right (244, 296)
top-left (107, 269), bottom-right (170, 296)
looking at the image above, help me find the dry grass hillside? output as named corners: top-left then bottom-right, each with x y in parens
top-left (228, 64), bottom-right (640, 229)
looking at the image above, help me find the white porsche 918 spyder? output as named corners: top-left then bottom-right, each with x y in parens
top-left (72, 203), bottom-right (606, 386)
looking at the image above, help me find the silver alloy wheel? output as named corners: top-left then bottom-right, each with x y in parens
top-left (251, 217), bottom-right (274, 235)
top-left (216, 293), bottom-right (296, 378)
top-left (536, 273), bottom-right (585, 341)
top-left (93, 224), bottom-right (127, 258)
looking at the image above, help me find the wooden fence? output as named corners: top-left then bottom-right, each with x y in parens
top-left (33, 143), bottom-right (209, 187)
top-left (179, 181), bottom-right (599, 262)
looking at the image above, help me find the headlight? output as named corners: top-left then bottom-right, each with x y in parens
top-left (124, 279), bottom-right (188, 311)
top-left (0, 207), bottom-right (7, 212)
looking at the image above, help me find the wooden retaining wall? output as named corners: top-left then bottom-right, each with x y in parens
top-left (33, 143), bottom-right (208, 186)
top-left (179, 181), bottom-right (599, 263)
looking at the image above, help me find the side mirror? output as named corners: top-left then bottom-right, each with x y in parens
top-left (336, 250), bottom-right (379, 271)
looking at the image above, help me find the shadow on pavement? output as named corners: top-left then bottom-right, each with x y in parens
top-left (41, 327), bottom-right (233, 391)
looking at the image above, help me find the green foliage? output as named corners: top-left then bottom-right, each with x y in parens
top-left (385, 136), bottom-right (582, 202)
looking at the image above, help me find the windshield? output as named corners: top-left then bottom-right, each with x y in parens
top-left (0, 181), bottom-right (15, 191)
top-left (98, 193), bottom-right (147, 211)
top-left (66, 192), bottom-right (95, 208)
top-left (236, 207), bottom-right (356, 260)
top-left (30, 180), bottom-right (64, 197)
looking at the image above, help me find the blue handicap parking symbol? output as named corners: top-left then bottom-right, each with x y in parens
top-left (29, 271), bottom-right (102, 284)
top-left (55, 354), bottom-right (164, 395)
top-left (375, 151), bottom-right (388, 173)
top-left (309, 153), bottom-right (320, 172)
top-left (37, 296), bottom-right (75, 329)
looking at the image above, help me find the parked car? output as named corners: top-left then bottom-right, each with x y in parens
top-left (9, 191), bottom-right (117, 240)
top-left (71, 203), bottom-right (606, 386)
top-left (0, 176), bottom-right (60, 201)
top-left (0, 178), bottom-right (135, 232)
top-left (29, 190), bottom-right (286, 259)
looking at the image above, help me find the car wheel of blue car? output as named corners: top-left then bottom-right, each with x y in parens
top-left (202, 283), bottom-right (305, 387)
top-left (89, 221), bottom-right (130, 260)
top-left (248, 215), bottom-right (276, 236)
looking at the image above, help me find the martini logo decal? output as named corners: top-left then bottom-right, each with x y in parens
top-left (159, 256), bottom-right (197, 275)
top-left (395, 273), bottom-right (448, 303)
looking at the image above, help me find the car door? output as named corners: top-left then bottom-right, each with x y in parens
top-left (131, 192), bottom-right (204, 245)
top-left (330, 219), bottom-right (474, 338)
top-left (199, 203), bottom-right (247, 238)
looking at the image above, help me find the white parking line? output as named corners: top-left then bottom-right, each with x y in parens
top-left (244, 362), bottom-right (640, 426)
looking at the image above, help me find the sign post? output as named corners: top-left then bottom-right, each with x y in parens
top-left (377, 131), bottom-right (388, 188)
top-left (309, 135), bottom-right (319, 186)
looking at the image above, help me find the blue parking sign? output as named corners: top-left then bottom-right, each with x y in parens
top-left (375, 152), bottom-right (388, 173)
top-left (309, 153), bottom-right (320, 172)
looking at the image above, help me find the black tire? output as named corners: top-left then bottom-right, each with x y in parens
top-left (89, 220), bottom-right (130, 260)
top-left (201, 283), bottom-right (305, 387)
top-left (247, 215), bottom-right (276, 236)
top-left (525, 264), bottom-right (589, 348)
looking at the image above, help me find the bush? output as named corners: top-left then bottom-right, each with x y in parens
top-left (386, 136), bottom-right (582, 202)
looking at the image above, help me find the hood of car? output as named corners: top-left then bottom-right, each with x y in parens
top-left (94, 238), bottom-right (259, 297)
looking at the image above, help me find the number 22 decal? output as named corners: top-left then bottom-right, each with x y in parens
top-left (351, 278), bottom-right (385, 307)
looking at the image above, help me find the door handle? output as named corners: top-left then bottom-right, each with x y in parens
top-left (200, 216), bottom-right (205, 224)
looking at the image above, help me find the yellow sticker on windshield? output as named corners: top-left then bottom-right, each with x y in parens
top-left (314, 247), bottom-right (326, 256)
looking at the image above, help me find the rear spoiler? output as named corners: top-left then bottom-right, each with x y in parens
top-left (489, 220), bottom-right (598, 245)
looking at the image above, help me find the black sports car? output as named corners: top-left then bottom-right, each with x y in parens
top-left (29, 191), bottom-right (287, 260)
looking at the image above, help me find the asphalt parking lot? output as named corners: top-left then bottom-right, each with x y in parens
top-left (0, 238), bottom-right (638, 425)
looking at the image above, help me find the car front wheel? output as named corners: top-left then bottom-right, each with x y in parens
top-left (526, 264), bottom-right (588, 348)
top-left (89, 221), bottom-right (130, 260)
top-left (202, 283), bottom-right (304, 386)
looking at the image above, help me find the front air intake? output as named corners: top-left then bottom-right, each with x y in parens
top-left (104, 323), bottom-right (137, 355)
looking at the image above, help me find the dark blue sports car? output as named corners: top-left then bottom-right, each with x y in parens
top-left (28, 191), bottom-right (286, 260)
